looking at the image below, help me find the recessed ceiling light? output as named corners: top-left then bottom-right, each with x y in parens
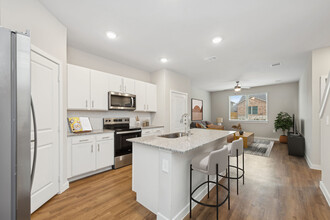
top-left (212, 37), bottom-right (222, 44)
top-left (160, 58), bottom-right (168, 63)
top-left (106, 31), bottom-right (117, 39)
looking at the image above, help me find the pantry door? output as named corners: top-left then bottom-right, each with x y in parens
top-left (170, 90), bottom-right (188, 133)
top-left (30, 49), bottom-right (60, 213)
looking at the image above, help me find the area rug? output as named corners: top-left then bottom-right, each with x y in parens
top-left (244, 138), bottom-right (274, 157)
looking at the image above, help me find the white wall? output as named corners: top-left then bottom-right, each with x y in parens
top-left (151, 69), bottom-right (191, 133)
top-left (68, 47), bottom-right (151, 82)
top-left (211, 82), bottom-right (299, 139)
top-left (191, 87), bottom-right (212, 122)
top-left (0, 0), bottom-right (68, 188)
top-left (298, 54), bottom-right (315, 168)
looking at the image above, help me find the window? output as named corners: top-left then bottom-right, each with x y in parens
top-left (229, 93), bottom-right (267, 121)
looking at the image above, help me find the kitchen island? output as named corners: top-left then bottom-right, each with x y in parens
top-left (128, 129), bottom-right (235, 220)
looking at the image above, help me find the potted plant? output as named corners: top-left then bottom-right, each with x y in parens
top-left (274, 112), bottom-right (293, 143)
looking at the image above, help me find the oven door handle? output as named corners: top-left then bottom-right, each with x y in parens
top-left (116, 130), bottom-right (141, 135)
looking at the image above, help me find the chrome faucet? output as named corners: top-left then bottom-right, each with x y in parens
top-left (180, 113), bottom-right (191, 135)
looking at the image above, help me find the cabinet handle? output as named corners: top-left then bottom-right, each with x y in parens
top-left (98, 144), bottom-right (100, 151)
top-left (144, 104), bottom-right (146, 110)
top-left (102, 136), bottom-right (109, 139)
top-left (86, 100), bottom-right (88, 108)
top-left (125, 85), bottom-right (126, 92)
top-left (91, 145), bottom-right (93, 153)
top-left (147, 104), bottom-right (149, 110)
top-left (79, 139), bottom-right (89, 142)
top-left (92, 100), bottom-right (94, 108)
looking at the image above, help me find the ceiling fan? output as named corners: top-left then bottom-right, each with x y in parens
top-left (234, 81), bottom-right (250, 92)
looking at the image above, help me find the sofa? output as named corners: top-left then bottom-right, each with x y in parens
top-left (190, 121), bottom-right (234, 143)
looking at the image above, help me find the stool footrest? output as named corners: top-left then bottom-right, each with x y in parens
top-left (191, 180), bottom-right (229, 208)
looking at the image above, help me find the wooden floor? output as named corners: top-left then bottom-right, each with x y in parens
top-left (32, 142), bottom-right (330, 220)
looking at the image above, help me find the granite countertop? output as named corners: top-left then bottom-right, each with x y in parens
top-left (128, 128), bottom-right (235, 153)
top-left (67, 129), bottom-right (115, 137)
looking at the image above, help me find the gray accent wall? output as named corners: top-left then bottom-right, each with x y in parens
top-left (211, 82), bottom-right (299, 139)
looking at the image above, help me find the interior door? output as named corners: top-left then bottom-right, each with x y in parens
top-left (170, 91), bottom-right (188, 133)
top-left (30, 50), bottom-right (59, 213)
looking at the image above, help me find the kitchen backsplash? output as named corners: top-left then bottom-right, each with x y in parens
top-left (67, 110), bottom-right (152, 131)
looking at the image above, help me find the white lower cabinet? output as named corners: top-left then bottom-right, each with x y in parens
top-left (96, 139), bottom-right (114, 169)
top-left (68, 133), bottom-right (114, 180)
top-left (72, 142), bottom-right (95, 177)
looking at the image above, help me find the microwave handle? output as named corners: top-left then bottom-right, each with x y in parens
top-left (131, 97), bottom-right (135, 107)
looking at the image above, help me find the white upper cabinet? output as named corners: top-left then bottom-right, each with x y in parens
top-left (108, 74), bottom-right (123, 93)
top-left (90, 70), bottom-right (109, 110)
top-left (135, 80), bottom-right (146, 111)
top-left (135, 81), bottom-right (157, 112)
top-left (146, 83), bottom-right (157, 112)
top-left (68, 64), bottom-right (156, 112)
top-left (123, 77), bottom-right (135, 94)
top-left (68, 64), bottom-right (91, 110)
top-left (109, 74), bottom-right (135, 94)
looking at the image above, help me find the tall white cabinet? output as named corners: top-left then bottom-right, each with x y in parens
top-left (135, 81), bottom-right (157, 112)
top-left (67, 64), bottom-right (91, 110)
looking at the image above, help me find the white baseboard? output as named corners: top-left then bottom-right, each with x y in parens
top-left (320, 181), bottom-right (330, 207)
top-left (157, 173), bottom-right (224, 220)
top-left (304, 154), bottom-right (321, 170)
top-left (255, 136), bottom-right (277, 141)
top-left (59, 181), bottom-right (69, 194)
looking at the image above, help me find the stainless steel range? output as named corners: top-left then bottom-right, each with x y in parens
top-left (103, 118), bottom-right (141, 169)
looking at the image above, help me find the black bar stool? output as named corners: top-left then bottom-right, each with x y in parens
top-left (190, 146), bottom-right (230, 220)
top-left (219, 138), bottom-right (245, 195)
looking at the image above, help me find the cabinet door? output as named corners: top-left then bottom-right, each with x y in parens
top-left (71, 143), bottom-right (95, 176)
top-left (135, 80), bottom-right (146, 111)
top-left (146, 83), bottom-right (157, 112)
top-left (67, 64), bottom-right (90, 110)
top-left (90, 70), bottom-right (109, 110)
top-left (96, 139), bottom-right (114, 169)
top-left (123, 78), bottom-right (135, 94)
top-left (108, 74), bottom-right (123, 93)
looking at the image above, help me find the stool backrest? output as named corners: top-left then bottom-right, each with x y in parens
top-left (208, 146), bottom-right (228, 175)
top-left (231, 138), bottom-right (244, 156)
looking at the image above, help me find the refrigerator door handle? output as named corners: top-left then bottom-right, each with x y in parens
top-left (30, 97), bottom-right (38, 190)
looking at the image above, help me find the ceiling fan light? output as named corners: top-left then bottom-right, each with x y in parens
top-left (234, 86), bottom-right (241, 92)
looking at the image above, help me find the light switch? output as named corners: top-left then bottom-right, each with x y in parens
top-left (162, 159), bottom-right (169, 173)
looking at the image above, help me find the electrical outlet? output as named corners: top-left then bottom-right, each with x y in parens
top-left (273, 129), bottom-right (276, 133)
top-left (162, 159), bottom-right (169, 173)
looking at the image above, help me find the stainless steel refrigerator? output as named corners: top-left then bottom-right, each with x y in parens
top-left (0, 27), bottom-right (36, 220)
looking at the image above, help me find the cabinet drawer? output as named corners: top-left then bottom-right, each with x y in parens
top-left (71, 136), bottom-right (94, 145)
top-left (96, 133), bottom-right (114, 141)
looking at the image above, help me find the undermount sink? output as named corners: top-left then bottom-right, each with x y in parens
top-left (159, 132), bottom-right (191, 138)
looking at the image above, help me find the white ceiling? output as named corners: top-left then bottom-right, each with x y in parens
top-left (40, 0), bottom-right (330, 91)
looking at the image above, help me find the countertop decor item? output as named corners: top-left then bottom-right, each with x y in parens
top-left (68, 117), bottom-right (92, 133)
top-left (191, 98), bottom-right (203, 121)
top-left (274, 112), bottom-right (293, 143)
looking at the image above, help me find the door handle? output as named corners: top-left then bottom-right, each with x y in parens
top-left (31, 97), bottom-right (38, 190)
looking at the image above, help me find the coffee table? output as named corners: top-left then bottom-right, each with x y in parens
top-left (234, 132), bottom-right (254, 148)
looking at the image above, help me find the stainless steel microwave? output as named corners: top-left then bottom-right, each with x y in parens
top-left (108, 91), bottom-right (136, 110)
